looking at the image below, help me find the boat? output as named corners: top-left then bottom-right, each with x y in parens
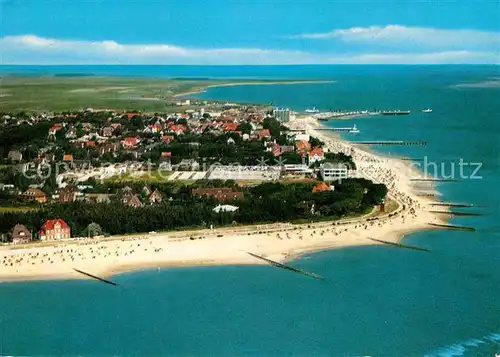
top-left (305, 106), bottom-right (320, 113)
top-left (422, 108), bottom-right (433, 113)
top-left (379, 110), bottom-right (411, 116)
top-left (349, 124), bottom-right (360, 134)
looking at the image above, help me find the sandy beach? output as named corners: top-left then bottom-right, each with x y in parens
top-left (0, 115), bottom-right (444, 282)
top-left (173, 80), bottom-right (335, 98)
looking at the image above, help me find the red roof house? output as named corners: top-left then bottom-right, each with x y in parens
top-left (38, 219), bottom-right (71, 241)
top-left (308, 147), bottom-right (325, 163)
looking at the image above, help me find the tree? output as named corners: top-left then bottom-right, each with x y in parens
top-left (81, 222), bottom-right (104, 238)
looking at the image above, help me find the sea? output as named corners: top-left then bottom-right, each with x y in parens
top-left (0, 65), bottom-right (499, 357)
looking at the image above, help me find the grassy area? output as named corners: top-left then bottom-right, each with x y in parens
top-left (0, 75), bottom-right (321, 112)
top-left (0, 205), bottom-right (39, 213)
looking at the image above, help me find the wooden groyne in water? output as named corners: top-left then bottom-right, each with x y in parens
top-left (73, 269), bottom-right (118, 286)
top-left (246, 252), bottom-right (324, 280)
top-left (428, 210), bottom-right (483, 217)
top-left (427, 223), bottom-right (476, 231)
top-left (367, 238), bottom-right (430, 252)
top-left (410, 178), bottom-right (458, 182)
top-left (352, 140), bottom-right (427, 146)
top-left (429, 203), bottom-right (474, 208)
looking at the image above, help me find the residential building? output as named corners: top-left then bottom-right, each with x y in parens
top-left (38, 219), bottom-right (71, 240)
top-left (192, 188), bottom-right (244, 202)
top-left (21, 188), bottom-right (47, 203)
top-left (7, 150), bottom-right (23, 162)
top-left (296, 140), bottom-right (312, 156)
top-left (149, 189), bottom-right (163, 204)
top-left (308, 147), bottom-right (325, 163)
top-left (312, 182), bottom-right (334, 192)
top-left (123, 195), bottom-right (143, 208)
top-left (59, 187), bottom-right (77, 203)
top-left (11, 224), bottom-right (32, 244)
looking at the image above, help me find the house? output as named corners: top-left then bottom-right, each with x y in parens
top-left (227, 137), bottom-right (235, 145)
top-left (268, 143), bottom-right (281, 157)
top-left (222, 122), bottom-right (238, 132)
top-left (161, 135), bottom-right (174, 144)
top-left (38, 219), bottom-right (71, 240)
top-left (259, 129), bottom-right (271, 139)
top-left (10, 224), bottom-right (32, 244)
top-left (59, 187), bottom-right (77, 203)
top-left (63, 154), bottom-right (74, 162)
top-left (7, 150), bottom-right (23, 162)
top-left (65, 126), bottom-right (77, 139)
top-left (123, 195), bottom-right (143, 208)
top-left (121, 137), bottom-right (140, 149)
top-left (21, 188), bottom-right (47, 203)
top-left (296, 141), bottom-right (312, 156)
top-left (312, 181), bottom-right (333, 193)
top-left (48, 124), bottom-right (62, 136)
top-left (160, 152), bottom-right (172, 161)
top-left (308, 147), bottom-right (325, 163)
top-left (192, 188), bottom-right (244, 202)
top-left (149, 189), bottom-right (163, 204)
top-left (85, 193), bottom-right (112, 204)
top-left (99, 142), bottom-right (120, 155)
top-left (125, 112), bottom-right (139, 119)
top-left (280, 145), bottom-right (295, 153)
top-left (102, 126), bottom-right (114, 137)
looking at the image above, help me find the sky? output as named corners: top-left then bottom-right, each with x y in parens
top-left (0, 0), bottom-right (499, 64)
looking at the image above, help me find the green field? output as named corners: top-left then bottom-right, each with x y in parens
top-left (0, 75), bottom-right (323, 112)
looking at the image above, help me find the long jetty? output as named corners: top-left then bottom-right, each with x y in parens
top-left (73, 269), bottom-right (118, 286)
top-left (427, 223), bottom-right (476, 231)
top-left (246, 252), bottom-right (324, 280)
top-left (351, 140), bottom-right (427, 146)
top-left (367, 238), bottom-right (430, 252)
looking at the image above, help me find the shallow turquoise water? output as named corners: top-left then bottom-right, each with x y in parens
top-left (0, 65), bottom-right (499, 356)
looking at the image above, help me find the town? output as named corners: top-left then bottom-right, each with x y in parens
top-left (0, 104), bottom-right (386, 243)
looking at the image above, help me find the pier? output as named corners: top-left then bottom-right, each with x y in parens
top-left (427, 223), bottom-right (476, 231)
top-left (351, 140), bottom-right (427, 146)
top-left (246, 251), bottom-right (324, 280)
top-left (73, 269), bottom-right (118, 286)
top-left (367, 238), bottom-right (430, 252)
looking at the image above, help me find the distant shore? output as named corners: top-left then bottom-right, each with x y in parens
top-left (0, 114), bottom-right (444, 283)
top-left (173, 80), bottom-right (335, 98)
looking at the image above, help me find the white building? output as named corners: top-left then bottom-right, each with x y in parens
top-left (320, 163), bottom-right (349, 182)
top-left (274, 108), bottom-right (291, 122)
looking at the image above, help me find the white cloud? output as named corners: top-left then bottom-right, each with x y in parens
top-left (0, 35), bottom-right (309, 64)
top-left (0, 34), bottom-right (498, 64)
top-left (289, 25), bottom-right (500, 49)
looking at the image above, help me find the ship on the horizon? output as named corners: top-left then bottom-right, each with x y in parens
top-left (422, 108), bottom-right (433, 113)
top-left (305, 107), bottom-right (320, 113)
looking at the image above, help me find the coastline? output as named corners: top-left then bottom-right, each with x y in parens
top-left (0, 114), bottom-right (444, 283)
top-left (172, 80), bottom-right (335, 98)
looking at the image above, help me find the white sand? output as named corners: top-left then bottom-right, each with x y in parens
top-left (0, 116), bottom-right (443, 282)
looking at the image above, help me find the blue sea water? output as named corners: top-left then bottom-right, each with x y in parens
top-left (0, 65), bottom-right (499, 356)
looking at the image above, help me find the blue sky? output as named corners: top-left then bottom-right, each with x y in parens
top-left (1, 0), bottom-right (499, 64)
